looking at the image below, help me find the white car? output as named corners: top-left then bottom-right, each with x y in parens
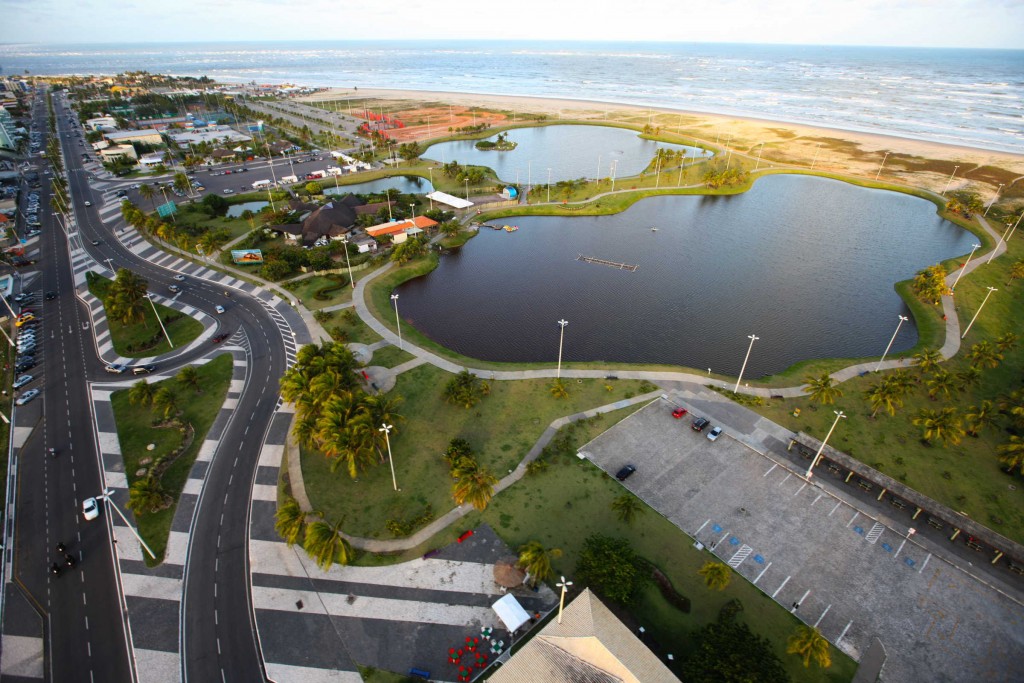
top-left (83, 200), bottom-right (92, 207)
top-left (105, 363), bottom-right (128, 374)
top-left (173, 274), bottom-right (185, 281)
top-left (82, 497), bottom-right (99, 521)
top-left (15, 388), bottom-right (39, 406)
top-left (222, 188), bottom-right (234, 194)
top-left (707, 426), bottom-right (723, 442)
top-left (12, 374), bottom-right (33, 389)
top-left (215, 305), bottom-right (225, 314)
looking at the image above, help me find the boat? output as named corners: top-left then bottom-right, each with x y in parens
top-left (503, 225), bottom-right (518, 232)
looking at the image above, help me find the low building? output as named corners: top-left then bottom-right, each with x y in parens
top-left (365, 215), bottom-right (438, 240)
top-left (210, 148), bottom-right (236, 162)
top-left (503, 186), bottom-right (519, 200)
top-left (97, 145), bottom-right (138, 163)
top-left (103, 129), bottom-right (164, 146)
top-left (138, 153), bottom-right (167, 168)
top-left (270, 197), bottom-right (359, 246)
top-left (85, 115), bottom-right (118, 132)
top-left (167, 125), bottom-right (252, 148)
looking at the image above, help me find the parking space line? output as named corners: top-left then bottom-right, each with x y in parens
top-left (811, 494), bottom-right (822, 506)
top-left (814, 604), bottom-right (832, 628)
top-left (714, 531), bottom-right (729, 548)
top-left (919, 553), bottom-right (931, 574)
top-left (695, 519), bottom-right (710, 534)
top-left (793, 482), bottom-right (807, 497)
top-left (777, 473), bottom-right (791, 486)
top-left (847, 511), bottom-right (860, 528)
top-left (763, 463), bottom-right (777, 477)
top-left (837, 620), bottom-right (853, 644)
top-left (791, 589), bottom-right (811, 612)
top-left (829, 501), bottom-right (842, 516)
top-left (771, 575), bottom-right (791, 598)
top-left (753, 561), bottom-right (772, 584)
top-left (894, 538), bottom-right (907, 558)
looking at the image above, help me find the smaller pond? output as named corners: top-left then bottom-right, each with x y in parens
top-left (226, 201), bottom-right (269, 217)
top-left (324, 176), bottom-right (434, 197)
top-left (425, 124), bottom-right (711, 184)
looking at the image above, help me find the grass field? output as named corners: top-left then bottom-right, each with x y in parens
top-left (283, 274), bottom-right (353, 310)
top-left (320, 308), bottom-right (383, 345)
top-left (367, 345), bottom-right (415, 369)
top-left (109, 354), bottom-right (233, 564)
top-left (87, 272), bottom-right (204, 358)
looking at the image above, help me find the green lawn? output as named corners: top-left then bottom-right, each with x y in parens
top-left (284, 274), bottom-right (353, 310)
top-left (368, 345), bottom-right (415, 369)
top-left (302, 364), bottom-right (648, 538)
top-left (109, 354), bottom-right (234, 564)
top-left (87, 272), bottom-right (204, 357)
top-left (322, 308), bottom-right (383, 345)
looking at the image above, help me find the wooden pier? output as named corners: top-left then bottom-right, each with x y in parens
top-left (576, 254), bottom-right (639, 272)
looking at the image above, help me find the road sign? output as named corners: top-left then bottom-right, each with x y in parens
top-left (156, 201), bottom-right (177, 218)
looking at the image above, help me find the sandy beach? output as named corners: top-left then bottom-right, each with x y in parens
top-left (299, 87), bottom-right (1024, 204)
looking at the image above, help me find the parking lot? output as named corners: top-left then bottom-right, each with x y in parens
top-left (580, 397), bottom-right (1024, 682)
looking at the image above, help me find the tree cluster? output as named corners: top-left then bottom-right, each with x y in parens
top-left (442, 438), bottom-right (498, 511)
top-left (912, 264), bottom-right (948, 304)
top-left (443, 370), bottom-right (490, 409)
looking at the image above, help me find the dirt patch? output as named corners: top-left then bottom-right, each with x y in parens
top-left (354, 105), bottom-right (508, 143)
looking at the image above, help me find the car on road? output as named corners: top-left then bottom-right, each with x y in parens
top-left (82, 497), bottom-right (99, 521)
top-left (691, 417), bottom-right (710, 432)
top-left (215, 305), bottom-right (225, 314)
top-left (212, 332), bottom-right (230, 344)
top-left (15, 388), bottom-right (39, 406)
top-left (132, 365), bottom-right (156, 375)
top-left (15, 314), bottom-right (35, 327)
top-left (13, 374), bottom-right (34, 389)
top-left (105, 363), bottom-right (128, 374)
top-left (45, 291), bottom-right (56, 300)
top-left (26, 229), bottom-right (41, 238)
top-left (90, 239), bottom-right (101, 245)
top-left (12, 293), bottom-right (30, 303)
top-left (83, 200), bottom-right (92, 207)
top-left (615, 465), bottom-right (637, 481)
top-left (671, 407), bottom-right (688, 419)
top-left (707, 426), bottom-right (723, 441)
top-left (168, 284), bottom-right (181, 293)
top-left (222, 188), bottom-right (234, 194)
top-left (172, 274), bottom-right (185, 281)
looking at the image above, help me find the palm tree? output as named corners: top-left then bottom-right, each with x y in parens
top-left (997, 436), bottom-right (1024, 474)
top-left (956, 366), bottom-right (982, 391)
top-left (450, 455), bottom-right (480, 480)
top-left (926, 370), bottom-right (958, 401)
top-left (452, 467), bottom-right (498, 510)
top-left (108, 268), bottom-right (149, 325)
top-left (127, 476), bottom-right (166, 514)
top-left (802, 373), bottom-right (842, 405)
top-left (302, 519), bottom-right (353, 570)
top-left (1005, 260), bottom-right (1024, 285)
top-left (999, 390), bottom-right (1024, 428)
top-left (865, 381), bottom-right (900, 418)
top-left (128, 379), bottom-right (155, 407)
top-left (152, 386), bottom-right (179, 419)
top-left (913, 347), bottom-right (943, 376)
top-left (176, 365), bottom-right (202, 393)
top-left (787, 625), bottom-right (832, 669)
top-left (965, 401), bottom-right (998, 437)
top-left (966, 341), bottom-right (1003, 370)
top-left (913, 407), bottom-right (964, 446)
top-left (995, 332), bottom-right (1019, 353)
top-left (549, 379), bottom-right (569, 399)
top-left (611, 494), bottom-right (645, 524)
top-left (517, 541), bottom-right (562, 587)
top-left (443, 370), bottom-right (489, 409)
top-left (275, 497), bottom-right (307, 546)
top-left (698, 561), bottom-right (732, 591)
top-left (138, 183), bottom-right (156, 210)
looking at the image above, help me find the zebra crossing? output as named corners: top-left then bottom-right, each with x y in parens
top-left (89, 338), bottom-right (249, 683)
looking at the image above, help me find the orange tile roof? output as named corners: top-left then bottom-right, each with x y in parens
top-left (365, 215), bottom-right (438, 237)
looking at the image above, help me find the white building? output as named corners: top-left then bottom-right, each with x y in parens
top-left (85, 116), bottom-right (118, 132)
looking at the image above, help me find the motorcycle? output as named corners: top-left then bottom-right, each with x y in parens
top-left (64, 553), bottom-right (75, 568)
top-left (50, 563), bottom-right (61, 576)
top-left (49, 448), bottom-right (56, 458)
top-left (56, 542), bottom-right (67, 554)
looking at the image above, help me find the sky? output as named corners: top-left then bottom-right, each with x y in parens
top-left (2, 0), bottom-right (1023, 48)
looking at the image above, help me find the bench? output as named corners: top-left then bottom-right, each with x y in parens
top-left (890, 498), bottom-right (906, 510)
top-left (1008, 563), bottom-right (1024, 576)
top-left (408, 668), bottom-right (431, 680)
top-left (927, 517), bottom-right (944, 530)
top-left (858, 480), bottom-right (873, 492)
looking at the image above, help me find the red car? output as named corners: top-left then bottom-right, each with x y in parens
top-left (212, 333), bottom-right (230, 344)
top-left (672, 407), bottom-right (688, 419)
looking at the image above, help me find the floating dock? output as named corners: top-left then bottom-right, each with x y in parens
top-left (576, 254), bottom-right (639, 272)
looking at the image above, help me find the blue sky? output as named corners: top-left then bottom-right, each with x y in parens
top-left (3, 0), bottom-right (1022, 48)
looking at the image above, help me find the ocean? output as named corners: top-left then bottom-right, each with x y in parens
top-left (1, 40), bottom-right (1022, 154)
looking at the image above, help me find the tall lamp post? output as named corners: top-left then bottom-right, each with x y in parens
top-left (984, 183), bottom-right (1004, 217)
top-left (961, 286), bottom-right (997, 339)
top-left (556, 319), bottom-right (568, 379)
top-left (556, 576), bottom-right (573, 624)
top-left (146, 294), bottom-right (174, 349)
top-left (547, 167), bottom-right (552, 202)
top-left (941, 166), bottom-right (959, 196)
top-left (754, 142), bottom-right (766, 171)
top-left (875, 152), bottom-right (889, 180)
top-left (987, 222), bottom-right (1014, 264)
top-left (97, 489), bottom-right (156, 559)
top-left (391, 293), bottom-right (402, 350)
top-left (340, 236), bottom-right (354, 288)
top-left (805, 410), bottom-right (845, 479)
top-left (379, 423), bottom-right (398, 491)
top-left (733, 334), bottom-right (759, 393)
top-left (951, 243), bottom-right (981, 291)
top-left (875, 315), bottom-right (908, 371)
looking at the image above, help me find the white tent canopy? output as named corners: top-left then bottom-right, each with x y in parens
top-left (492, 594), bottom-right (531, 633)
top-left (426, 191), bottom-right (474, 209)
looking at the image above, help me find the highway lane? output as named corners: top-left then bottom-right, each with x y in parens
top-left (54, 97), bottom-right (295, 682)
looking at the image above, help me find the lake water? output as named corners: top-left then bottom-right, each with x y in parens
top-left (324, 176), bottom-right (434, 196)
top-left (396, 175), bottom-right (974, 377)
top-left (425, 125), bottom-right (711, 184)
top-left (226, 201), bottom-right (269, 217)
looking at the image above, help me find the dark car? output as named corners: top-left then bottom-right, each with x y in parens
top-left (212, 332), bottom-right (230, 344)
top-left (15, 360), bottom-right (36, 373)
top-left (691, 417), bottom-right (710, 432)
top-left (615, 465), bottom-right (637, 481)
top-left (45, 291), bottom-right (56, 300)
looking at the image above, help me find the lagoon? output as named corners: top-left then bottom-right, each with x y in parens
top-left (324, 176), bottom-right (434, 197)
top-left (425, 125), bottom-right (711, 184)
top-left (396, 175), bottom-right (974, 377)
top-left (226, 201), bottom-right (270, 217)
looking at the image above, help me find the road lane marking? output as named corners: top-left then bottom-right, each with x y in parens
top-left (696, 519), bottom-right (710, 534)
top-left (919, 553), bottom-right (932, 573)
top-left (753, 562), bottom-right (772, 584)
top-left (793, 483), bottom-right (807, 497)
top-left (777, 473), bottom-right (791, 486)
top-left (837, 621), bottom-right (853, 644)
top-left (814, 604), bottom-right (832, 627)
top-left (847, 511), bottom-right (860, 528)
top-left (829, 501), bottom-right (842, 516)
top-left (771, 575), bottom-right (791, 598)
top-left (791, 589), bottom-right (811, 612)
top-left (812, 494), bottom-right (822, 506)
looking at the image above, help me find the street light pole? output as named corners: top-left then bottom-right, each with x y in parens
top-left (875, 152), bottom-right (889, 180)
top-left (941, 166), bottom-right (959, 195)
top-left (610, 160), bottom-right (618, 192)
top-left (805, 411), bottom-right (845, 479)
top-left (961, 286), bottom-right (997, 339)
top-left (810, 142), bottom-right (823, 170)
top-left (875, 315), bottom-right (909, 371)
top-left (733, 334), bottom-right (759, 393)
top-left (391, 293), bottom-right (402, 350)
top-left (556, 576), bottom-right (573, 624)
top-left (379, 423), bottom-right (398, 491)
top-left (987, 222), bottom-right (1013, 264)
top-left (951, 243), bottom-right (981, 291)
top-left (547, 168), bottom-right (551, 202)
top-left (146, 294), bottom-right (174, 349)
top-left (556, 319), bottom-right (568, 379)
top-left (754, 142), bottom-right (766, 171)
top-left (98, 489), bottom-right (156, 559)
top-left (340, 236), bottom-right (354, 288)
top-left (984, 184), bottom-right (1004, 217)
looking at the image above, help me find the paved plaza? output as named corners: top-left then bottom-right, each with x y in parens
top-left (579, 397), bottom-right (1024, 683)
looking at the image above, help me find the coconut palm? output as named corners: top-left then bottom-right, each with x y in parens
top-left (865, 380), bottom-right (901, 418)
top-left (787, 625), bottom-right (832, 669)
top-left (152, 386), bottom-right (179, 419)
top-left (549, 379), bottom-right (569, 399)
top-left (913, 347), bottom-right (943, 376)
top-left (176, 365), bottom-right (202, 393)
top-left (611, 494), bottom-right (645, 525)
top-left (450, 455), bottom-right (480, 480)
top-left (966, 341), bottom-right (1003, 370)
top-left (926, 370), bottom-right (958, 401)
top-left (965, 401), bottom-right (998, 437)
top-left (995, 332), bottom-right (1019, 353)
top-left (443, 370), bottom-right (489, 409)
top-left (802, 373), bottom-right (842, 405)
top-left (127, 476), bottom-right (166, 514)
top-left (913, 407), bottom-right (964, 446)
top-left (956, 366), bottom-right (982, 391)
top-left (698, 561), bottom-right (732, 591)
top-left (1006, 260), bottom-right (1024, 285)
top-left (517, 541), bottom-right (563, 587)
top-left (452, 466), bottom-right (498, 511)
top-left (275, 497), bottom-right (308, 546)
top-left (997, 436), bottom-right (1024, 474)
top-left (302, 519), bottom-right (353, 570)
top-left (138, 183), bottom-right (156, 210)
top-left (128, 379), bottom-right (155, 407)
top-left (108, 268), bottom-right (149, 325)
